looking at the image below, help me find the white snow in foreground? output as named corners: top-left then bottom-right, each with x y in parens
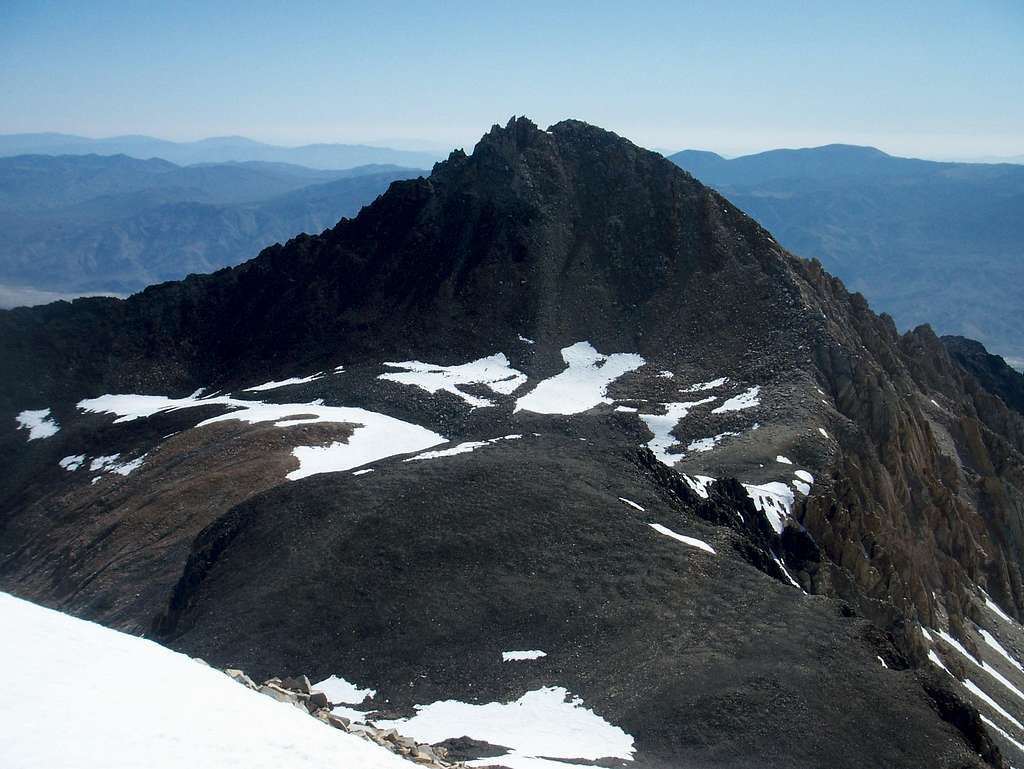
top-left (244, 373), bottom-right (325, 392)
top-left (502, 650), bottom-right (547, 662)
top-left (687, 431), bottom-right (738, 453)
top-left (78, 391), bottom-right (446, 481)
top-left (0, 592), bottom-right (411, 769)
top-left (743, 482), bottom-right (795, 534)
top-left (380, 353), bottom-right (527, 408)
top-left (776, 455), bottom-right (793, 465)
top-left (405, 434), bottom-right (521, 462)
top-left (618, 497), bottom-right (646, 512)
top-left (15, 408), bottom-right (59, 440)
top-left (59, 454), bottom-right (85, 471)
top-left (375, 686), bottom-right (634, 767)
top-left (515, 342), bottom-right (644, 415)
top-left (679, 377), bottom-right (727, 393)
top-left (935, 629), bottom-right (1024, 703)
top-left (981, 715), bottom-right (1024, 756)
top-left (648, 523), bottom-right (716, 555)
top-left (711, 386), bottom-right (760, 414)
top-left (979, 628), bottom-right (1024, 674)
top-left (963, 678), bottom-right (1024, 731)
top-left (312, 675), bottom-right (376, 705)
top-left (639, 398), bottom-right (715, 465)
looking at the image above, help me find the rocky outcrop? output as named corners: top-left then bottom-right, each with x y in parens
top-left (224, 666), bottom-right (462, 768)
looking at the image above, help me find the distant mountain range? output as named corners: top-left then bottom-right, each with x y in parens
top-left (0, 132), bottom-right (443, 170)
top-left (0, 154), bottom-right (422, 300)
top-left (667, 144), bottom-right (1024, 362)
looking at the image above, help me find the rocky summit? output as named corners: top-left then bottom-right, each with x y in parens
top-left (3, 117), bottom-right (1024, 769)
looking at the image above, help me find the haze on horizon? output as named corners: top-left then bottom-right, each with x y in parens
top-left (1, 0), bottom-right (1022, 160)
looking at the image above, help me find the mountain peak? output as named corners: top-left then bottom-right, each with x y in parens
top-left (3, 117), bottom-right (1024, 769)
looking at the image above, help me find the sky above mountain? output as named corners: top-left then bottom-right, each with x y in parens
top-left (1, 0), bottom-right (1022, 159)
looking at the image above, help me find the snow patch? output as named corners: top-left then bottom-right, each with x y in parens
top-left (78, 392), bottom-right (238, 423)
top-left (381, 354), bottom-right (527, 408)
top-left (59, 454), bottom-right (86, 471)
top-left (86, 453), bottom-right (146, 477)
top-left (964, 679), bottom-right (1024, 731)
top-left (502, 650), bottom-right (547, 662)
top-left (16, 408), bottom-right (59, 440)
top-left (648, 523), bottom-right (716, 555)
top-left (313, 675), bottom-right (376, 705)
top-left (980, 715), bottom-right (1024, 757)
top-left (711, 386), bottom-right (760, 413)
top-left (982, 591), bottom-right (1016, 624)
top-left (776, 455), bottom-right (793, 464)
top-left (375, 686), bottom-right (634, 765)
top-left (680, 377), bottom-right (727, 393)
top-left (928, 649), bottom-right (950, 674)
top-left (515, 342), bottom-right (644, 415)
top-left (78, 392), bottom-right (446, 481)
top-left (244, 373), bottom-right (325, 392)
top-left (818, 427), bottom-right (830, 439)
top-left (687, 431), bottom-right (738, 453)
top-left (288, 414), bottom-right (444, 480)
top-left (979, 628), bottom-right (1024, 674)
top-left (405, 435), bottom-right (521, 462)
top-left (638, 398), bottom-right (715, 465)
top-left (618, 497), bottom-right (645, 512)
top-left (89, 454), bottom-right (120, 471)
top-left (772, 555), bottom-right (802, 589)
top-left (935, 629), bottom-right (1024, 703)
top-left (743, 482), bottom-right (795, 534)
top-left (794, 470), bottom-right (814, 483)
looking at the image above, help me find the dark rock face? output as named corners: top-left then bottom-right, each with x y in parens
top-left (1, 117), bottom-right (1022, 768)
top-left (943, 336), bottom-right (1024, 418)
top-left (666, 145), bottom-right (1024, 362)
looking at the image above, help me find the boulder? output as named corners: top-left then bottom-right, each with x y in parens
top-left (224, 668), bottom-right (257, 689)
top-left (280, 674), bottom-right (312, 694)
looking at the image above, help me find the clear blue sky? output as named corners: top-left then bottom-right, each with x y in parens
top-left (1, 0), bottom-right (1022, 158)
